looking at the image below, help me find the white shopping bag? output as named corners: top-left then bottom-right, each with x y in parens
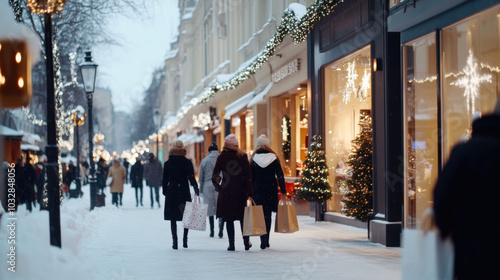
top-left (182, 194), bottom-right (208, 231)
top-left (402, 209), bottom-right (454, 280)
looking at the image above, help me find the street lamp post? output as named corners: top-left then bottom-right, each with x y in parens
top-left (25, 0), bottom-right (67, 248)
top-left (71, 105), bottom-right (85, 198)
top-left (79, 51), bottom-right (98, 211)
top-left (153, 109), bottom-right (161, 157)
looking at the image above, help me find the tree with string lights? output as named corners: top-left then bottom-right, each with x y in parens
top-left (296, 135), bottom-right (332, 202)
top-left (342, 112), bottom-right (373, 221)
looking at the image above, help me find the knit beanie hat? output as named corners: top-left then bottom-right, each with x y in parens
top-left (208, 143), bottom-right (218, 152)
top-left (255, 134), bottom-right (270, 147)
top-left (224, 134), bottom-right (239, 147)
top-left (172, 140), bottom-right (184, 149)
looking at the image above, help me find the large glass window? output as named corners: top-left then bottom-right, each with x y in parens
top-left (441, 5), bottom-right (500, 162)
top-left (403, 34), bottom-right (438, 228)
top-left (324, 46), bottom-right (372, 212)
top-left (403, 4), bottom-right (500, 228)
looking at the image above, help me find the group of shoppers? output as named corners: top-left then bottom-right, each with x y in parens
top-left (163, 133), bottom-right (286, 251)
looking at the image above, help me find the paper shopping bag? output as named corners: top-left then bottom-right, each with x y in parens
top-left (402, 208), bottom-right (454, 280)
top-left (243, 199), bottom-right (267, 236)
top-left (182, 194), bottom-right (208, 231)
top-left (275, 197), bottom-right (299, 233)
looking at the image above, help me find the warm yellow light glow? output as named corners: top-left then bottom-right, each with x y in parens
top-left (18, 77), bottom-right (24, 88)
top-left (0, 74), bottom-right (5, 85)
top-left (0, 43), bottom-right (2, 51)
top-left (15, 52), bottom-right (22, 63)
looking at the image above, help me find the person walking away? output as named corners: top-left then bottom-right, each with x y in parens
top-left (434, 99), bottom-right (500, 279)
top-left (144, 153), bottom-right (162, 208)
top-left (64, 161), bottom-right (76, 196)
top-left (96, 158), bottom-right (108, 194)
top-left (250, 134), bottom-right (287, 249)
top-left (163, 140), bottom-right (199, 250)
top-left (107, 159), bottom-right (126, 207)
top-left (212, 134), bottom-right (253, 251)
top-left (23, 158), bottom-right (37, 212)
top-left (198, 143), bottom-right (222, 237)
top-left (130, 157), bottom-right (144, 207)
top-left (123, 158), bottom-right (130, 184)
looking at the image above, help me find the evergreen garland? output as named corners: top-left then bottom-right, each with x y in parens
top-left (296, 135), bottom-right (332, 202)
top-left (281, 115), bottom-right (291, 160)
top-left (164, 0), bottom-right (343, 132)
top-left (342, 112), bottom-right (373, 221)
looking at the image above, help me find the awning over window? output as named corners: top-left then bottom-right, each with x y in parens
top-left (247, 83), bottom-right (273, 108)
top-left (223, 91), bottom-right (255, 120)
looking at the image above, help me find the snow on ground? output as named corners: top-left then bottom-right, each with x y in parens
top-left (1, 183), bottom-right (401, 280)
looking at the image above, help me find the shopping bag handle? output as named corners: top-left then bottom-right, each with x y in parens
top-left (246, 197), bottom-right (256, 207)
top-left (192, 193), bottom-right (201, 204)
top-left (278, 195), bottom-right (291, 206)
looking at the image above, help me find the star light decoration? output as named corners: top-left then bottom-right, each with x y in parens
top-left (343, 61), bottom-right (358, 104)
top-left (450, 49), bottom-right (492, 114)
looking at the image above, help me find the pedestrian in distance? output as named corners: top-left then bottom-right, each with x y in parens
top-left (96, 158), bottom-right (108, 194)
top-left (143, 153), bottom-right (162, 208)
top-left (162, 140), bottom-right (199, 250)
top-left (434, 99), bottom-right (500, 280)
top-left (212, 134), bottom-right (253, 251)
top-left (130, 157), bottom-right (144, 207)
top-left (250, 134), bottom-right (287, 249)
top-left (123, 158), bottom-right (130, 184)
top-left (198, 143), bottom-right (223, 238)
top-left (107, 159), bottom-right (126, 207)
top-left (23, 157), bottom-right (37, 212)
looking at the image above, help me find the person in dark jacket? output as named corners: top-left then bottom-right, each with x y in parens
top-left (123, 158), bottom-right (130, 184)
top-left (23, 159), bottom-right (37, 212)
top-left (96, 158), bottom-right (108, 193)
top-left (250, 134), bottom-right (286, 249)
top-left (144, 153), bottom-right (163, 208)
top-left (212, 134), bottom-right (253, 251)
top-left (434, 99), bottom-right (500, 280)
top-left (163, 140), bottom-right (199, 250)
top-left (130, 157), bottom-right (144, 207)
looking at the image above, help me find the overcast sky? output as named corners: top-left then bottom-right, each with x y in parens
top-left (94, 0), bottom-right (180, 113)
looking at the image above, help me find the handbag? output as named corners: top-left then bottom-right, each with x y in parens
top-left (401, 208), bottom-right (454, 280)
top-left (106, 177), bottom-right (113, 186)
top-left (95, 193), bottom-right (106, 207)
top-left (182, 194), bottom-right (208, 231)
top-left (275, 196), bottom-right (299, 233)
top-left (242, 198), bottom-right (267, 236)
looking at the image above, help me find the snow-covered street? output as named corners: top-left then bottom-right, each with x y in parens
top-left (1, 184), bottom-right (401, 279)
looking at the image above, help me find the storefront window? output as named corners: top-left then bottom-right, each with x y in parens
top-left (390, 0), bottom-right (405, 8)
top-left (324, 46), bottom-right (372, 212)
top-left (273, 89), bottom-right (308, 178)
top-left (403, 34), bottom-right (438, 228)
top-left (441, 5), bottom-right (500, 162)
top-left (230, 111), bottom-right (254, 153)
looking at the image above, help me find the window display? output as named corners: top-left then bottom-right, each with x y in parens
top-left (323, 46), bottom-right (372, 212)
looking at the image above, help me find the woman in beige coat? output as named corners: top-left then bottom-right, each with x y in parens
top-left (108, 159), bottom-right (127, 207)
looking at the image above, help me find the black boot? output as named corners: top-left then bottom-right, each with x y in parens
top-left (218, 218), bottom-right (224, 238)
top-left (171, 221), bottom-right (178, 250)
top-left (244, 237), bottom-right (252, 251)
top-left (209, 216), bottom-right (215, 237)
top-left (227, 241), bottom-right (235, 251)
top-left (183, 228), bottom-right (188, 248)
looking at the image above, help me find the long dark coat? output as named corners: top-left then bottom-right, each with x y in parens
top-left (250, 149), bottom-right (286, 212)
top-left (434, 115), bottom-right (500, 280)
top-left (212, 147), bottom-right (252, 221)
top-left (163, 151), bottom-right (199, 221)
top-left (130, 161), bottom-right (144, 188)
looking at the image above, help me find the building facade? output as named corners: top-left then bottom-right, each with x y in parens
top-left (154, 0), bottom-right (500, 247)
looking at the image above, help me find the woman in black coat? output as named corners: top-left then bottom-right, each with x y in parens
top-left (130, 157), bottom-right (144, 207)
top-left (212, 134), bottom-right (253, 251)
top-left (163, 140), bottom-right (199, 250)
top-left (250, 134), bottom-right (286, 249)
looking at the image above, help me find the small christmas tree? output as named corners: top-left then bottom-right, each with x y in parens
top-left (342, 112), bottom-right (373, 221)
top-left (281, 115), bottom-right (291, 160)
top-left (296, 135), bottom-right (332, 202)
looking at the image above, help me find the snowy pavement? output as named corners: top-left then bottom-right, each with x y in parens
top-left (1, 184), bottom-right (401, 279)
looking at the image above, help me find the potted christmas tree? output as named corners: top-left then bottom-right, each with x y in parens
top-left (295, 135), bottom-right (332, 220)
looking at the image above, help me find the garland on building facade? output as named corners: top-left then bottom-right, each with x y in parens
top-left (295, 135), bottom-right (332, 202)
top-left (163, 0), bottom-right (343, 133)
top-left (342, 112), bottom-right (373, 221)
top-left (281, 115), bottom-right (291, 160)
